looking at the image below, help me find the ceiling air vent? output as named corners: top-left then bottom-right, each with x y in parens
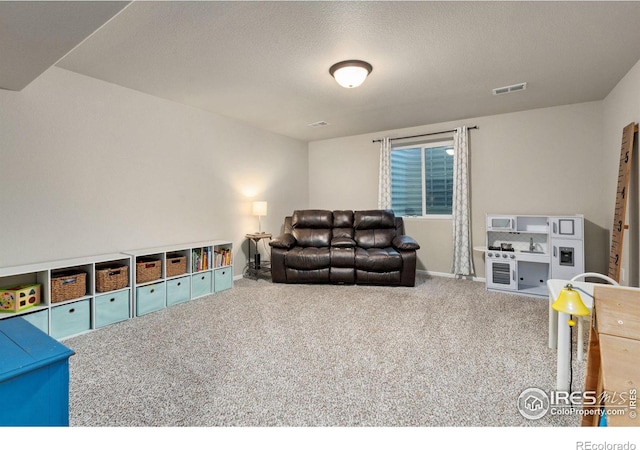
top-left (308, 120), bottom-right (329, 127)
top-left (492, 82), bottom-right (527, 96)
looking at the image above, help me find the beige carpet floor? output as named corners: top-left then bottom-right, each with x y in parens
top-left (64, 274), bottom-right (585, 427)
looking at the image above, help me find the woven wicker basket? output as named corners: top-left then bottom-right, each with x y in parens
top-left (51, 270), bottom-right (87, 303)
top-left (96, 265), bottom-right (129, 293)
top-left (136, 258), bottom-right (161, 283)
top-left (166, 255), bottom-right (187, 278)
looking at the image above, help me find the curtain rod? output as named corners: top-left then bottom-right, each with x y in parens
top-left (372, 125), bottom-right (478, 143)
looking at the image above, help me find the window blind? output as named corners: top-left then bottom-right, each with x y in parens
top-left (390, 144), bottom-right (453, 216)
top-left (425, 146), bottom-right (453, 215)
top-left (391, 147), bottom-right (423, 216)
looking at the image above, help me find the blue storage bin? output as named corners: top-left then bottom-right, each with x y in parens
top-left (214, 267), bottom-right (233, 292)
top-left (191, 271), bottom-right (212, 298)
top-left (95, 289), bottom-right (130, 328)
top-left (51, 299), bottom-right (91, 340)
top-left (21, 309), bottom-right (49, 334)
top-left (135, 282), bottom-right (166, 316)
top-left (166, 276), bottom-right (190, 306)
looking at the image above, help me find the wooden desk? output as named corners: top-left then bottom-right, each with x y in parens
top-left (582, 285), bottom-right (640, 426)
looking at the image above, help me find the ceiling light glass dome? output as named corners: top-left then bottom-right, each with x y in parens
top-left (329, 60), bottom-right (373, 89)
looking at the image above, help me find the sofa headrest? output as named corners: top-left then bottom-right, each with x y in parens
top-left (291, 210), bottom-right (333, 229)
top-left (332, 210), bottom-right (354, 228)
top-left (353, 210), bottom-right (396, 230)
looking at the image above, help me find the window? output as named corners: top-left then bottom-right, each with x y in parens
top-left (390, 140), bottom-right (454, 217)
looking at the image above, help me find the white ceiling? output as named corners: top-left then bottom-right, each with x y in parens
top-left (5, 1), bottom-right (640, 142)
top-left (0, 1), bottom-right (129, 91)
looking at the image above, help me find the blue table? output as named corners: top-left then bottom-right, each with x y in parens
top-left (0, 317), bottom-right (74, 426)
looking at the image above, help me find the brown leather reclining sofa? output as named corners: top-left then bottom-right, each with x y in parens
top-left (269, 209), bottom-right (420, 286)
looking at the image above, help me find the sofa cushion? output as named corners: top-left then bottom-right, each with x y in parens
top-left (285, 247), bottom-right (331, 270)
top-left (332, 210), bottom-right (354, 228)
top-left (354, 229), bottom-right (396, 249)
top-left (331, 247), bottom-right (355, 268)
top-left (292, 228), bottom-right (332, 247)
top-left (332, 209), bottom-right (354, 240)
top-left (292, 210), bottom-right (333, 229)
top-left (355, 247), bottom-right (402, 271)
top-left (353, 210), bottom-right (396, 230)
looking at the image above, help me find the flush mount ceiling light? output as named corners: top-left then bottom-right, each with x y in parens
top-left (329, 60), bottom-right (373, 88)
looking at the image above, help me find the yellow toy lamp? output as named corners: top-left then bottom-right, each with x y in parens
top-left (552, 283), bottom-right (590, 326)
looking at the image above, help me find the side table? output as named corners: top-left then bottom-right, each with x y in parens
top-left (245, 233), bottom-right (272, 280)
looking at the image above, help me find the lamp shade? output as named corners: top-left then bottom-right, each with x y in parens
top-left (329, 60), bottom-right (372, 88)
top-left (552, 284), bottom-right (590, 316)
top-left (252, 201), bottom-right (267, 217)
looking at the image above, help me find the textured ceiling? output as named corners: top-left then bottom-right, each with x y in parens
top-left (7, 2), bottom-right (640, 142)
top-left (0, 1), bottom-right (129, 91)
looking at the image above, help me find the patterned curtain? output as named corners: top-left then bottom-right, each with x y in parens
top-left (378, 137), bottom-right (392, 209)
top-left (452, 126), bottom-right (475, 276)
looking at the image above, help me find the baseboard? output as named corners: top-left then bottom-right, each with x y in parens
top-left (233, 274), bottom-right (244, 281)
top-left (417, 269), bottom-right (485, 283)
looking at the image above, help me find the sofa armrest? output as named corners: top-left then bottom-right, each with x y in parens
top-left (269, 233), bottom-right (297, 249)
top-left (331, 237), bottom-right (356, 248)
top-left (392, 235), bottom-right (420, 251)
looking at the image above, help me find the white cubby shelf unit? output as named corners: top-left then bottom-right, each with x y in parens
top-left (0, 240), bottom-right (233, 341)
top-left (0, 253), bottom-right (133, 340)
top-left (124, 240), bottom-right (233, 318)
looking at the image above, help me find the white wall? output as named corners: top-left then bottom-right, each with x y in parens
top-left (6, 62), bottom-right (634, 284)
top-left (309, 102), bottom-right (606, 277)
top-left (0, 68), bottom-right (308, 274)
top-left (602, 58), bottom-right (640, 286)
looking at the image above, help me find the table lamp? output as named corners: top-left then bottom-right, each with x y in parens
top-left (252, 201), bottom-right (267, 233)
